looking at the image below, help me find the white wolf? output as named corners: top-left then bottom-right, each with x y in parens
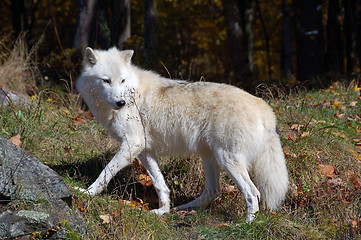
top-left (76, 47), bottom-right (288, 221)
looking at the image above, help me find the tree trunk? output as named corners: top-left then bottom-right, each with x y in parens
top-left (239, 0), bottom-right (254, 73)
top-left (255, 0), bottom-right (272, 80)
top-left (343, 0), bottom-right (357, 75)
top-left (73, 0), bottom-right (97, 50)
top-left (296, 0), bottom-right (324, 83)
top-left (326, 0), bottom-right (344, 73)
top-left (93, 0), bottom-right (111, 49)
top-left (143, 0), bottom-right (158, 69)
top-left (281, 0), bottom-right (292, 78)
top-left (11, 0), bottom-right (24, 39)
top-left (222, 0), bottom-right (252, 90)
top-left (112, 0), bottom-right (131, 49)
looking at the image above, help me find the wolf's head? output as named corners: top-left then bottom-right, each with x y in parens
top-left (78, 47), bottom-right (138, 110)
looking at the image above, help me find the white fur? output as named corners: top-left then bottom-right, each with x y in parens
top-left (76, 47), bottom-right (289, 221)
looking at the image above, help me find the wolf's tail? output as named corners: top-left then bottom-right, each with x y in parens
top-left (253, 131), bottom-right (288, 210)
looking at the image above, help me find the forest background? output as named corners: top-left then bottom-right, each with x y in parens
top-left (1, 0), bottom-right (361, 92)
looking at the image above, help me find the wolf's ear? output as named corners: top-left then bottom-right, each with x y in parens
top-left (84, 47), bottom-right (97, 65)
top-left (120, 50), bottom-right (134, 64)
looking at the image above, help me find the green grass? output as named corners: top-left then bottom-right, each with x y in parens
top-left (1, 81), bottom-right (360, 239)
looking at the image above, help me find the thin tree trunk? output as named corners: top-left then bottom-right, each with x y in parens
top-left (281, 0), bottom-right (292, 78)
top-left (113, 0), bottom-right (131, 49)
top-left (255, 0), bottom-right (272, 80)
top-left (296, 0), bottom-right (324, 83)
top-left (143, 0), bottom-right (158, 69)
top-left (326, 0), bottom-right (344, 73)
top-left (222, 0), bottom-right (252, 90)
top-left (73, 0), bottom-right (97, 50)
top-left (343, 0), bottom-right (357, 75)
top-left (239, 0), bottom-right (254, 73)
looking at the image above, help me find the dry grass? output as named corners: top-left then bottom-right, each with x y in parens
top-left (0, 34), bottom-right (39, 94)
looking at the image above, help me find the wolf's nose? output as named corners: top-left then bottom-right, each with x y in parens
top-left (116, 100), bottom-right (126, 108)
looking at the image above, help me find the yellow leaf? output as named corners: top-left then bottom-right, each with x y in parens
top-left (350, 148), bottom-right (361, 161)
top-left (332, 101), bottom-right (342, 108)
top-left (331, 132), bottom-right (347, 138)
top-left (61, 108), bottom-right (70, 114)
top-left (354, 84), bottom-right (361, 92)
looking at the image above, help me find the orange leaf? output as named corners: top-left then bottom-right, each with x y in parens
top-left (219, 223), bottom-right (229, 228)
top-left (351, 221), bottom-right (358, 229)
top-left (9, 134), bottom-right (21, 147)
top-left (347, 172), bottom-right (360, 189)
top-left (319, 164), bottom-right (336, 179)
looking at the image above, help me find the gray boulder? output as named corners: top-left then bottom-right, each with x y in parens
top-left (0, 137), bottom-right (88, 239)
top-left (0, 136), bottom-right (71, 203)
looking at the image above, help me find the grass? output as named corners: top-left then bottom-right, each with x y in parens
top-left (1, 42), bottom-right (361, 239)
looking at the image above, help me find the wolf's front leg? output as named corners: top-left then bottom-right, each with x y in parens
top-left (139, 153), bottom-right (170, 215)
top-left (79, 146), bottom-right (142, 195)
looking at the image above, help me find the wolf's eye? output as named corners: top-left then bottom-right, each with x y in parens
top-left (121, 79), bottom-right (125, 83)
top-left (102, 78), bottom-right (111, 84)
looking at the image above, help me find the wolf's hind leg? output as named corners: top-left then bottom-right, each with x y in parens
top-left (177, 153), bottom-right (220, 211)
top-left (219, 153), bottom-right (260, 222)
top-left (140, 153), bottom-right (171, 215)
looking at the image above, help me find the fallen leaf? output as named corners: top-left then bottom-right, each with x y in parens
top-left (9, 134), bottom-right (21, 147)
top-left (354, 84), bottom-right (361, 92)
top-left (99, 214), bottom-right (112, 224)
top-left (351, 221), bottom-right (358, 229)
top-left (177, 210), bottom-right (197, 219)
top-left (288, 134), bottom-right (296, 141)
top-left (300, 131), bottom-right (310, 138)
top-left (330, 132), bottom-right (347, 138)
top-left (177, 222), bottom-right (192, 227)
top-left (291, 124), bottom-right (304, 132)
top-left (332, 101), bottom-right (342, 108)
top-left (219, 223), bottom-right (230, 228)
top-left (334, 112), bottom-right (345, 119)
top-left (319, 164), bottom-right (336, 179)
top-left (136, 173), bottom-right (153, 187)
top-left (349, 101), bottom-right (358, 107)
top-left (222, 185), bottom-right (239, 198)
top-left (350, 148), bottom-right (361, 161)
top-left (346, 172), bottom-right (359, 189)
top-left (328, 177), bottom-right (345, 188)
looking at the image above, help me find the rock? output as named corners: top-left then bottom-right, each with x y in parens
top-left (0, 200), bottom-right (87, 239)
top-left (0, 87), bottom-right (30, 107)
top-left (0, 137), bottom-right (71, 203)
top-left (0, 137), bottom-right (88, 239)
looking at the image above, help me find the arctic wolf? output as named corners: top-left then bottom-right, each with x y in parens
top-left (76, 47), bottom-right (288, 221)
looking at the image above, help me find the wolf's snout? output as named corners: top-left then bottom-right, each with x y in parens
top-left (116, 100), bottom-right (126, 108)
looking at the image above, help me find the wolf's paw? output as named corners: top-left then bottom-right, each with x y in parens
top-left (74, 186), bottom-right (92, 195)
top-left (246, 210), bottom-right (259, 223)
top-left (150, 207), bottom-right (170, 215)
